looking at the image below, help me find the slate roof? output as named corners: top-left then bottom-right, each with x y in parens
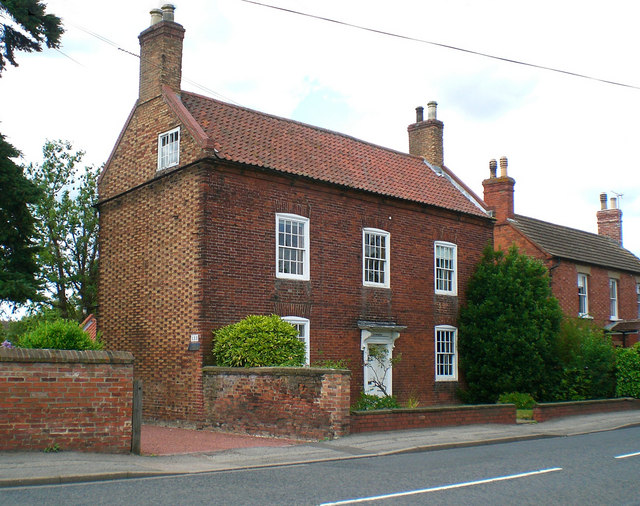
top-left (509, 214), bottom-right (640, 274)
top-left (179, 91), bottom-right (488, 218)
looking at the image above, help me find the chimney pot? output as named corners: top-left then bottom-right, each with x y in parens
top-left (150, 8), bottom-right (163, 25)
top-left (600, 193), bottom-right (608, 210)
top-left (610, 197), bottom-right (617, 209)
top-left (427, 101), bottom-right (437, 120)
top-left (415, 106), bottom-right (424, 123)
top-left (162, 4), bottom-right (176, 22)
top-left (489, 159), bottom-right (497, 178)
top-left (499, 156), bottom-right (508, 177)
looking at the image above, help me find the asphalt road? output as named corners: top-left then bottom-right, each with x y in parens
top-left (2, 426), bottom-right (639, 505)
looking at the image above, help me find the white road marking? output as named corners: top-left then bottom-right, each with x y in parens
top-left (319, 467), bottom-right (563, 505)
top-left (614, 451), bottom-right (640, 459)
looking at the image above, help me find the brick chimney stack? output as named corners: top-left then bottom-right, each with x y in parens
top-left (138, 4), bottom-right (185, 103)
top-left (596, 192), bottom-right (623, 245)
top-left (408, 101), bottom-right (444, 167)
top-left (482, 156), bottom-right (515, 223)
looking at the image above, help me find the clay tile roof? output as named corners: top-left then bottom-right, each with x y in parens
top-left (509, 215), bottom-right (640, 274)
top-left (179, 91), bottom-right (488, 218)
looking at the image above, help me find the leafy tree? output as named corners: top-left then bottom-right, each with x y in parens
top-left (25, 140), bottom-right (99, 320)
top-left (458, 245), bottom-right (563, 403)
top-left (213, 315), bottom-right (306, 367)
top-left (0, 133), bottom-right (42, 304)
top-left (0, 0), bottom-right (63, 75)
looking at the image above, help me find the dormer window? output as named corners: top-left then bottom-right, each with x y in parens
top-left (158, 127), bottom-right (180, 170)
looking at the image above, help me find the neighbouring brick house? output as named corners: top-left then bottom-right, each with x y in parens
top-left (483, 157), bottom-right (640, 347)
top-left (97, 6), bottom-right (493, 423)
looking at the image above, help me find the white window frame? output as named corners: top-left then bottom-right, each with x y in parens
top-left (157, 127), bottom-right (180, 171)
top-left (577, 273), bottom-right (589, 317)
top-left (637, 282), bottom-right (640, 319)
top-left (276, 213), bottom-right (310, 280)
top-left (282, 316), bottom-right (310, 366)
top-left (362, 228), bottom-right (390, 288)
top-left (435, 325), bottom-right (458, 381)
top-left (609, 278), bottom-right (619, 320)
top-left (434, 242), bottom-right (457, 296)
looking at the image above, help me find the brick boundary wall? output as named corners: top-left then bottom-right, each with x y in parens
top-left (0, 348), bottom-right (134, 453)
top-left (202, 367), bottom-right (351, 439)
top-left (350, 404), bottom-right (517, 433)
top-left (533, 398), bottom-right (640, 422)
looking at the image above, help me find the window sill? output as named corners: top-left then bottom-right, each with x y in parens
top-left (276, 274), bottom-right (310, 281)
top-left (578, 314), bottom-right (593, 319)
top-left (363, 283), bottom-right (390, 289)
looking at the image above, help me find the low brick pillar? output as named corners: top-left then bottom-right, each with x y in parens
top-left (533, 398), bottom-right (640, 422)
top-left (351, 404), bottom-right (517, 433)
top-left (202, 366), bottom-right (351, 439)
top-left (0, 348), bottom-right (134, 453)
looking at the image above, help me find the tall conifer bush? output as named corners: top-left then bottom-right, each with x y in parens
top-left (459, 246), bottom-right (563, 403)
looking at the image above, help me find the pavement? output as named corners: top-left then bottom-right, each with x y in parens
top-left (1, 411), bottom-right (640, 488)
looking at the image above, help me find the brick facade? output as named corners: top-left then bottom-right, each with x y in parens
top-left (0, 348), bottom-right (134, 453)
top-left (99, 155), bottom-right (493, 421)
top-left (202, 367), bottom-right (351, 439)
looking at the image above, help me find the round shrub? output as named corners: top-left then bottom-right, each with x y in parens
top-left (212, 314), bottom-right (305, 367)
top-left (18, 319), bottom-right (103, 351)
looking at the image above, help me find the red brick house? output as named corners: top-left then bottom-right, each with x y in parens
top-left (97, 6), bottom-right (493, 422)
top-left (483, 158), bottom-right (640, 347)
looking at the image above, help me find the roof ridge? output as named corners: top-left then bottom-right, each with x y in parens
top-left (512, 214), bottom-right (611, 242)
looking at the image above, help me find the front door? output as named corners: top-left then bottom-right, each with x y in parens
top-left (364, 342), bottom-right (392, 397)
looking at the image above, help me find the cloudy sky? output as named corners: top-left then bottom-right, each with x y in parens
top-left (2, 0), bottom-right (639, 256)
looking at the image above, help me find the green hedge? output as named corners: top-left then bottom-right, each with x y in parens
top-left (553, 319), bottom-right (616, 401)
top-left (616, 343), bottom-right (640, 398)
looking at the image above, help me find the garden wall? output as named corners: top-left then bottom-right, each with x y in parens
top-left (0, 348), bottom-right (134, 453)
top-left (351, 404), bottom-right (517, 433)
top-left (533, 397), bottom-right (640, 422)
top-left (202, 366), bottom-right (351, 439)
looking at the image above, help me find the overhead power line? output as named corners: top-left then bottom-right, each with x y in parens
top-left (241, 0), bottom-right (640, 91)
top-left (69, 22), bottom-right (242, 105)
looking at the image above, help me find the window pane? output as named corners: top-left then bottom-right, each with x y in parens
top-left (277, 216), bottom-right (308, 278)
top-left (435, 243), bottom-right (456, 294)
top-left (435, 328), bottom-right (456, 379)
top-left (363, 230), bottom-right (388, 286)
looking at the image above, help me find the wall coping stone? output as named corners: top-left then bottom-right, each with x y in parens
top-left (0, 348), bottom-right (134, 364)
top-left (534, 398), bottom-right (638, 408)
top-left (202, 366), bottom-right (351, 377)
top-left (351, 403), bottom-right (515, 416)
